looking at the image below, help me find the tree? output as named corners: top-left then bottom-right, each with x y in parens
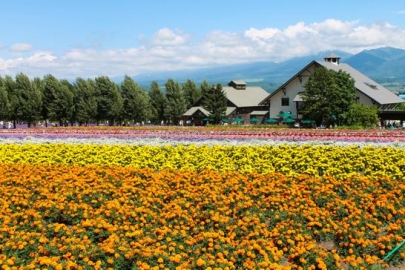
top-left (75, 77), bottom-right (98, 125)
top-left (182, 79), bottom-right (201, 109)
top-left (42, 75), bottom-right (75, 126)
top-left (15, 73), bottom-right (42, 127)
top-left (121, 75), bottom-right (151, 124)
top-left (42, 74), bottom-right (60, 127)
top-left (200, 80), bottom-right (211, 97)
top-left (164, 79), bottom-right (186, 125)
top-left (3, 75), bottom-right (18, 128)
top-left (148, 81), bottom-right (167, 125)
top-left (395, 102), bottom-right (405, 111)
top-left (301, 67), bottom-right (356, 126)
top-left (0, 85), bottom-right (10, 121)
top-left (95, 76), bottom-right (123, 125)
top-left (60, 79), bottom-right (76, 126)
top-left (346, 103), bottom-right (379, 128)
top-left (202, 83), bottom-right (227, 124)
top-left (0, 77), bottom-right (10, 121)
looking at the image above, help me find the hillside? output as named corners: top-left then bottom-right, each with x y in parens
top-left (131, 47), bottom-right (405, 93)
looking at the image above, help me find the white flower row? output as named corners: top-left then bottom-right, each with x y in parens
top-left (0, 136), bottom-right (404, 148)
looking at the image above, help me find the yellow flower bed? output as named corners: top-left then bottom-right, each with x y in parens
top-left (0, 144), bottom-right (404, 179)
top-left (1, 164), bottom-right (403, 269)
top-left (1, 143), bottom-right (405, 269)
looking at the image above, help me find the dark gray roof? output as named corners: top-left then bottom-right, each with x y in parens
top-left (317, 61), bottom-right (404, 105)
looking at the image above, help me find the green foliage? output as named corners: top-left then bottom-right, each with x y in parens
top-left (95, 76), bottom-right (123, 125)
top-left (200, 80), bottom-right (211, 97)
top-left (42, 75), bottom-right (75, 126)
top-left (60, 79), bottom-right (76, 125)
top-left (3, 75), bottom-right (18, 127)
top-left (301, 67), bottom-right (356, 126)
top-left (345, 103), bottom-right (379, 128)
top-left (0, 85), bottom-right (10, 120)
top-left (75, 78), bottom-right (98, 125)
top-left (148, 81), bottom-right (167, 124)
top-left (15, 73), bottom-right (42, 127)
top-left (121, 75), bottom-right (151, 124)
top-left (182, 79), bottom-right (201, 109)
top-left (0, 77), bottom-right (10, 120)
top-left (164, 79), bottom-right (187, 125)
top-left (202, 84), bottom-right (227, 124)
top-left (395, 102), bottom-right (405, 111)
top-left (42, 74), bottom-right (59, 124)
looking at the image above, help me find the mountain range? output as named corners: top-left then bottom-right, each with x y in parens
top-left (129, 46), bottom-right (405, 93)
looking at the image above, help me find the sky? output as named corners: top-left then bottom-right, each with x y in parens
top-left (1, 0), bottom-right (405, 80)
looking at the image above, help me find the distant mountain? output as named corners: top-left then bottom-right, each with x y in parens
top-left (345, 47), bottom-right (405, 82)
top-left (130, 47), bottom-right (405, 92)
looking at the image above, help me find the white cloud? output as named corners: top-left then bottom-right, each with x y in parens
top-left (2, 19), bottom-right (405, 79)
top-left (10, 43), bottom-right (33, 52)
top-left (152, 28), bottom-right (189, 46)
top-left (243, 20), bottom-right (405, 61)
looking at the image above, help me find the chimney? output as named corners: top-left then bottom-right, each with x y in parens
top-left (323, 53), bottom-right (340, 65)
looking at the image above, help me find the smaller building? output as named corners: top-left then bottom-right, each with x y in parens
top-left (183, 80), bottom-right (269, 124)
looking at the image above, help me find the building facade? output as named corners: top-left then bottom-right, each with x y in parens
top-left (259, 54), bottom-right (405, 125)
top-left (183, 80), bottom-right (269, 125)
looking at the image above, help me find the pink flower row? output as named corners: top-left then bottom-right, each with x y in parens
top-left (0, 127), bottom-right (404, 142)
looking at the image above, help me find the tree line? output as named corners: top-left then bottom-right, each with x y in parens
top-left (0, 73), bottom-right (215, 128)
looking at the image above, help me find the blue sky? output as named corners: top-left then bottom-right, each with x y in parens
top-left (1, 0), bottom-right (405, 79)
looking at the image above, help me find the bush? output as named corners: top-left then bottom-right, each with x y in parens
top-left (345, 103), bottom-right (379, 128)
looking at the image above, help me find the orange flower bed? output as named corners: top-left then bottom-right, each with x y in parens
top-left (1, 164), bottom-right (403, 269)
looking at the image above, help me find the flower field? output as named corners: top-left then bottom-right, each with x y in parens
top-left (1, 127), bottom-right (405, 269)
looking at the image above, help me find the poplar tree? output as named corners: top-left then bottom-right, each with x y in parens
top-left (95, 76), bottom-right (123, 125)
top-left (4, 75), bottom-right (18, 128)
top-left (202, 83), bottom-right (227, 124)
top-left (74, 78), bottom-right (97, 126)
top-left (121, 75), bottom-right (151, 124)
top-left (164, 79), bottom-right (186, 125)
top-left (42, 74), bottom-right (60, 127)
top-left (148, 81), bottom-right (167, 125)
top-left (182, 79), bottom-right (201, 109)
top-left (15, 73), bottom-right (42, 127)
top-left (200, 80), bottom-right (211, 97)
top-left (0, 77), bottom-right (10, 121)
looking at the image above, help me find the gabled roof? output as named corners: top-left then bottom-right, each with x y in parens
top-left (223, 85), bottom-right (269, 107)
top-left (183, 106), bottom-right (236, 116)
top-left (317, 60), bottom-right (404, 105)
top-left (324, 53), bottom-right (341, 59)
top-left (259, 60), bottom-right (404, 106)
top-left (184, 81), bottom-right (269, 118)
top-left (229, 80), bottom-right (247, 86)
top-left (183, 106), bottom-right (210, 116)
top-left (259, 60), bottom-right (318, 105)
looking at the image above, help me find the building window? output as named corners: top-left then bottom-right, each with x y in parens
top-left (281, 98), bottom-right (289, 106)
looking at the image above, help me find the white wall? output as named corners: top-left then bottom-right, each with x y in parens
top-left (356, 91), bottom-right (374, 106)
top-left (269, 65), bottom-right (313, 118)
top-left (268, 63), bottom-right (376, 118)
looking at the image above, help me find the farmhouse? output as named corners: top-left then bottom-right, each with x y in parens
top-left (259, 54), bottom-right (405, 125)
top-left (183, 80), bottom-right (269, 124)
